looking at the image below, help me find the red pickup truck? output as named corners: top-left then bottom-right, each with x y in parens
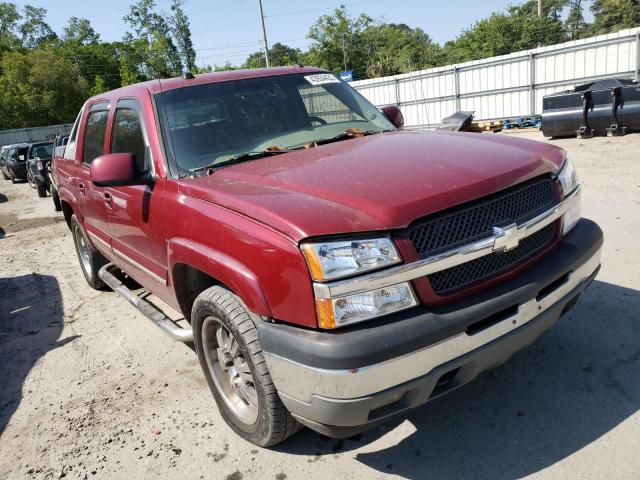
top-left (52, 67), bottom-right (603, 446)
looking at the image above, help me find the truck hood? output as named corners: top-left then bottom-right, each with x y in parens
top-left (179, 131), bottom-right (565, 241)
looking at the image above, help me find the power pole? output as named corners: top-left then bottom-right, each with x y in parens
top-left (538, 0), bottom-right (543, 17)
top-left (257, 0), bottom-right (270, 68)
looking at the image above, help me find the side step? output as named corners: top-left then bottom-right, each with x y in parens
top-left (98, 263), bottom-right (193, 342)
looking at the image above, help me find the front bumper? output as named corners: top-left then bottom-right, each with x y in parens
top-left (259, 219), bottom-right (603, 437)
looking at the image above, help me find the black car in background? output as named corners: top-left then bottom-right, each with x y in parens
top-left (0, 143), bottom-right (31, 183)
top-left (26, 141), bottom-right (54, 197)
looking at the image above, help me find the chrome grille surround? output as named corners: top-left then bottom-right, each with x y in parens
top-left (312, 185), bottom-right (581, 300)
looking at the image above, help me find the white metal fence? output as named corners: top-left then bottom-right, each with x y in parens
top-left (0, 123), bottom-right (73, 147)
top-left (351, 27), bottom-right (640, 129)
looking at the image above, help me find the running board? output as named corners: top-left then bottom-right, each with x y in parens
top-left (98, 263), bottom-right (193, 342)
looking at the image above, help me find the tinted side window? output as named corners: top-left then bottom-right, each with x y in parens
top-left (112, 108), bottom-right (147, 171)
top-left (83, 110), bottom-right (109, 165)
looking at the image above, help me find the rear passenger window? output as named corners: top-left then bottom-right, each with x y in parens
top-left (83, 110), bottom-right (109, 165)
top-left (112, 108), bottom-right (147, 171)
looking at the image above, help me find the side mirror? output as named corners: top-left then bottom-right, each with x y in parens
top-left (90, 153), bottom-right (154, 187)
top-left (381, 105), bottom-right (405, 129)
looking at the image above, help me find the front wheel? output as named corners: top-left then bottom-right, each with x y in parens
top-left (70, 214), bottom-right (107, 290)
top-left (192, 286), bottom-right (300, 447)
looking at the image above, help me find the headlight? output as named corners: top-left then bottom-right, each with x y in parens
top-left (557, 159), bottom-right (581, 234)
top-left (557, 159), bottom-right (578, 196)
top-left (301, 237), bottom-right (400, 281)
top-left (316, 282), bottom-right (418, 329)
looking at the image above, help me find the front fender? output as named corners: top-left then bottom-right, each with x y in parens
top-left (167, 237), bottom-right (272, 318)
top-left (58, 185), bottom-right (80, 219)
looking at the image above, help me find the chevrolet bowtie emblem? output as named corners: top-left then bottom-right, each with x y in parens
top-left (492, 224), bottom-right (526, 252)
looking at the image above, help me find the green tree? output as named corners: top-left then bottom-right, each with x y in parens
top-left (566, 0), bottom-right (588, 39)
top-left (362, 24), bottom-right (443, 78)
top-left (0, 48), bottom-right (88, 129)
top-left (213, 61), bottom-right (239, 72)
top-left (0, 2), bottom-right (21, 52)
top-left (19, 5), bottom-right (56, 48)
top-left (243, 42), bottom-right (302, 69)
top-left (306, 7), bottom-right (372, 74)
top-left (63, 17), bottom-right (100, 45)
top-left (123, 0), bottom-right (182, 79)
top-left (443, 4), bottom-right (568, 64)
top-left (55, 17), bottom-right (121, 93)
top-left (170, 0), bottom-right (196, 71)
top-left (90, 74), bottom-right (107, 96)
top-left (591, 0), bottom-right (640, 34)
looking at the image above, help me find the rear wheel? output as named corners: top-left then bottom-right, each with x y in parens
top-left (36, 180), bottom-right (47, 197)
top-left (51, 187), bottom-right (62, 211)
top-left (192, 286), bottom-right (300, 447)
top-left (70, 214), bottom-right (107, 290)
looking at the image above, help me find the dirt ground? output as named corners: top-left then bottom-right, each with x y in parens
top-left (1, 131), bottom-right (639, 480)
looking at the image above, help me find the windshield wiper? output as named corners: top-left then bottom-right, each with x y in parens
top-left (312, 129), bottom-right (392, 147)
top-left (190, 148), bottom-right (291, 175)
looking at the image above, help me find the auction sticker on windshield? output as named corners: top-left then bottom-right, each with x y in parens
top-left (304, 74), bottom-right (340, 85)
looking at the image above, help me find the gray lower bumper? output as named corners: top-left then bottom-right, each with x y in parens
top-left (264, 241), bottom-right (602, 437)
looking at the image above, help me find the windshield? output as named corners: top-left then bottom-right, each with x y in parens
top-left (156, 73), bottom-right (395, 175)
top-left (29, 143), bottom-right (53, 159)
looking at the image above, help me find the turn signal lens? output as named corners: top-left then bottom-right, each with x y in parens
top-left (316, 282), bottom-right (418, 329)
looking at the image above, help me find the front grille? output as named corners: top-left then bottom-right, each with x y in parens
top-left (408, 177), bottom-right (557, 257)
top-left (428, 223), bottom-right (555, 295)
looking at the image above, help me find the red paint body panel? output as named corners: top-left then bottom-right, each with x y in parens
top-left (53, 68), bottom-right (568, 329)
top-left (180, 130), bottom-right (565, 240)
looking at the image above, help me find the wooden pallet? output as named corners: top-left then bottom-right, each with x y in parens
top-left (465, 120), bottom-right (503, 133)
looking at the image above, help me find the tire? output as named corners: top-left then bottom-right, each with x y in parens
top-left (192, 286), bottom-right (301, 447)
top-left (27, 169), bottom-right (36, 188)
top-left (70, 214), bottom-right (107, 290)
top-left (10, 174), bottom-right (17, 184)
top-left (51, 187), bottom-right (62, 211)
top-left (36, 180), bottom-right (47, 197)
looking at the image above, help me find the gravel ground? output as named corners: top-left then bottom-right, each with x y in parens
top-left (0, 132), bottom-right (639, 480)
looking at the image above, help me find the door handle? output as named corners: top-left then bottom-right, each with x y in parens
top-left (78, 182), bottom-right (85, 195)
top-left (103, 192), bottom-right (113, 208)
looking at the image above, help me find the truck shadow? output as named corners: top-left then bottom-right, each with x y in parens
top-left (278, 279), bottom-right (640, 479)
top-left (0, 274), bottom-right (77, 435)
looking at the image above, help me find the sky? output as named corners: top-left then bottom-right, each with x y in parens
top-left (15, 0), bottom-right (536, 67)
